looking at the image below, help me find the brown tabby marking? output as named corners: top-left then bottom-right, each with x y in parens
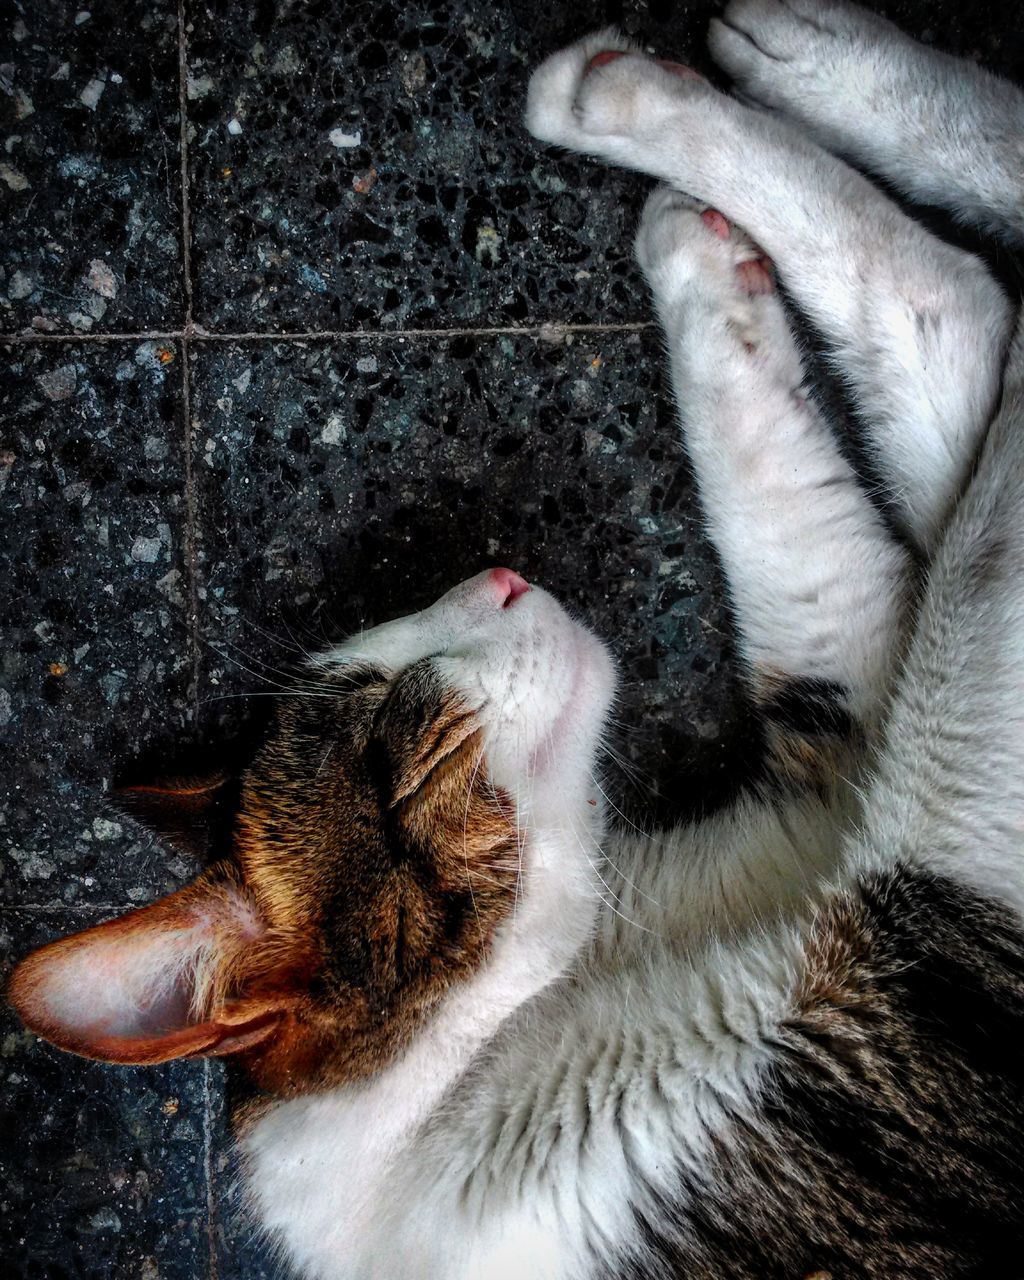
top-left (228, 662), bottom-right (521, 1093)
top-left (619, 866), bottom-right (1024, 1278)
top-left (751, 667), bottom-right (856, 789)
top-left (8, 661), bottom-right (521, 1096)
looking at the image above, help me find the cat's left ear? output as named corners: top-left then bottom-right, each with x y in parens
top-left (110, 772), bottom-right (241, 859)
top-left (7, 866), bottom-right (294, 1065)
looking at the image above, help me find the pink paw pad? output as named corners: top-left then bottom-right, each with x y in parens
top-left (699, 208), bottom-right (731, 241)
top-left (584, 51), bottom-right (703, 80)
top-left (735, 257), bottom-right (775, 296)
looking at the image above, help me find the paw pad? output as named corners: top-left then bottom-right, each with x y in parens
top-left (700, 208), bottom-right (732, 241)
top-left (736, 257), bottom-right (774, 296)
top-left (655, 59), bottom-right (704, 81)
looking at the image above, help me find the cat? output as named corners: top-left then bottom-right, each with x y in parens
top-left (9, 1), bottom-right (1024, 1276)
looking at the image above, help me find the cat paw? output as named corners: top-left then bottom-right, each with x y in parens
top-left (709, 0), bottom-right (895, 118)
top-left (635, 186), bottom-right (774, 309)
top-left (525, 29), bottom-right (705, 152)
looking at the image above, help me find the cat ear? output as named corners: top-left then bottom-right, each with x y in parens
top-left (7, 870), bottom-right (289, 1064)
top-left (109, 772), bottom-right (240, 859)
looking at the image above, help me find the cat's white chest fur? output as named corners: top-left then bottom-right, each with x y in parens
top-left (241, 826), bottom-right (606, 1280)
top-left (241, 823), bottom-right (802, 1280)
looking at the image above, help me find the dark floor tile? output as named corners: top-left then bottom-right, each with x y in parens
top-left (0, 342), bottom-right (196, 907)
top-left (185, 0), bottom-right (722, 334)
top-left (190, 332), bottom-right (750, 824)
top-left (1, 3), bottom-right (183, 335)
top-left (0, 910), bottom-right (209, 1280)
top-left (884, 0), bottom-right (1024, 74)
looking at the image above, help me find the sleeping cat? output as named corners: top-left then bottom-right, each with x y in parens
top-left (10, 1), bottom-right (1024, 1275)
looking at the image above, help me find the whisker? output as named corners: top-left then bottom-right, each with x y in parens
top-left (230, 612), bottom-right (316, 660)
top-left (569, 804), bottom-right (663, 911)
top-left (588, 770), bottom-right (653, 840)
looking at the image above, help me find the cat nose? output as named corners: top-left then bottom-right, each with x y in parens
top-left (489, 567), bottom-right (531, 608)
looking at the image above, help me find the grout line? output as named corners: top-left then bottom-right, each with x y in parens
top-left (189, 322), bottom-right (655, 340)
top-left (175, 0), bottom-right (202, 774)
top-left (1, 903), bottom-right (133, 913)
top-left (181, 341), bottom-right (202, 735)
top-left (203, 1058), bottom-right (219, 1280)
top-left (4, 330), bottom-right (184, 343)
top-left (176, 7), bottom-right (215, 1278)
top-left (176, 0), bottom-right (195, 328)
top-left (2, 321), bottom-right (654, 344)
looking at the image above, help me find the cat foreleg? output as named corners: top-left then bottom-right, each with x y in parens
top-left (711, 0), bottom-right (1024, 245)
top-left (527, 38), bottom-right (1012, 553)
top-left (636, 187), bottom-right (907, 774)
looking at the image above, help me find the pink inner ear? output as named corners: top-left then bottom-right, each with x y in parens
top-left (32, 923), bottom-right (209, 1039)
top-left (8, 880), bottom-right (279, 1064)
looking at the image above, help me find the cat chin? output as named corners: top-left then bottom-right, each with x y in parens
top-left (316, 566), bottom-right (617, 812)
top-left (458, 594), bottom-right (615, 793)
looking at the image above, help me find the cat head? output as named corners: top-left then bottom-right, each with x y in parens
top-left (8, 569), bottom-right (615, 1094)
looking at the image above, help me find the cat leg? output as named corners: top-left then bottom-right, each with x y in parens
top-left (526, 39), bottom-right (1013, 553)
top-left (710, 0), bottom-right (1024, 244)
top-left (635, 186), bottom-right (907, 776)
top-left (858, 318), bottom-right (1024, 918)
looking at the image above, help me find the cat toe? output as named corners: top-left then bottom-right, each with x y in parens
top-left (524, 28), bottom-right (637, 148)
top-left (526, 31), bottom-right (701, 150)
top-left (735, 256), bottom-right (775, 297)
top-left (636, 186), bottom-right (775, 309)
top-left (700, 208), bottom-right (732, 241)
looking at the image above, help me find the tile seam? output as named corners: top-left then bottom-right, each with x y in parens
top-left (0, 903), bottom-right (138, 913)
top-left (203, 1057), bottom-right (218, 1280)
top-left (177, 0), bottom-right (195, 326)
top-left (176, 5), bottom-right (215, 1278)
top-left (3, 321), bottom-right (654, 344)
top-left (175, 0), bottom-right (201, 750)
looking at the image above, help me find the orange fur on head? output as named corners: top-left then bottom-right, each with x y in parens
top-left (8, 664), bottom-right (520, 1096)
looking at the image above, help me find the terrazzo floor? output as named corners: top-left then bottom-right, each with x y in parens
top-left (2, 1), bottom-right (1022, 1276)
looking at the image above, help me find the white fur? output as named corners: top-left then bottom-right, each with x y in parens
top-left (634, 185), bottom-right (907, 725)
top-left (240, 8), bottom-right (1024, 1277)
top-left (854, 315), bottom-right (1024, 917)
top-left (710, 0), bottom-right (1024, 242)
top-left (526, 18), bottom-right (1013, 551)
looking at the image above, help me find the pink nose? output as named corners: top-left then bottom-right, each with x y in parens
top-left (489, 567), bottom-right (530, 607)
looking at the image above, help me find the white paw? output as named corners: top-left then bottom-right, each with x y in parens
top-left (709, 0), bottom-right (895, 116)
top-left (635, 186), bottom-right (774, 310)
top-left (525, 30), bottom-right (705, 153)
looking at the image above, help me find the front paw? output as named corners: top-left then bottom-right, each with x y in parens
top-left (525, 29), bottom-right (702, 152)
top-left (635, 186), bottom-right (774, 310)
top-left (709, 0), bottom-right (893, 114)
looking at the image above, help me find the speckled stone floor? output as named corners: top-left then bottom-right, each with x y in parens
top-left (2, 2), bottom-right (1022, 1276)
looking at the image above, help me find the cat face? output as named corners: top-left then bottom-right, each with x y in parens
top-left (8, 569), bottom-right (615, 1095)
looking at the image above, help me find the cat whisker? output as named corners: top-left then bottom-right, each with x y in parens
top-left (315, 744), bottom-right (335, 778)
top-left (588, 771), bottom-right (653, 841)
top-left (231, 612), bottom-right (319, 660)
top-left (596, 739), bottom-right (652, 796)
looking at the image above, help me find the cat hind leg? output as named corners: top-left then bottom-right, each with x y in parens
top-left (711, 0), bottom-right (1024, 242)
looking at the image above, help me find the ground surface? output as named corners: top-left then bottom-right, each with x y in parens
top-left (2, 1), bottom-right (1022, 1276)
